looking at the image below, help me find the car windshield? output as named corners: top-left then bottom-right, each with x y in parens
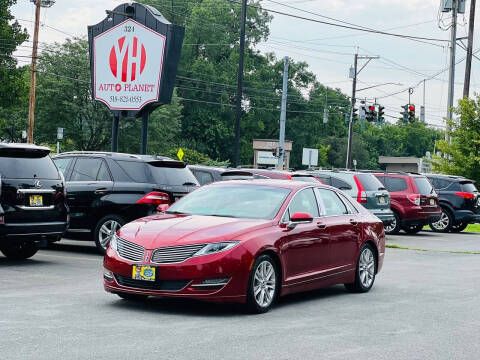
top-left (291, 176), bottom-right (319, 183)
top-left (166, 184), bottom-right (290, 219)
top-left (148, 163), bottom-right (199, 186)
top-left (356, 174), bottom-right (385, 191)
top-left (461, 182), bottom-right (477, 192)
top-left (0, 155), bottom-right (59, 179)
top-left (414, 177), bottom-right (434, 194)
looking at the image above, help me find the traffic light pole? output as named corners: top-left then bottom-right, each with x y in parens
top-left (345, 53), bottom-right (358, 170)
top-left (446, 0), bottom-right (458, 142)
top-left (463, 0), bottom-right (476, 98)
top-left (277, 57), bottom-right (289, 170)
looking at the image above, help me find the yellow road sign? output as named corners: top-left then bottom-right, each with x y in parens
top-left (177, 148), bottom-right (184, 161)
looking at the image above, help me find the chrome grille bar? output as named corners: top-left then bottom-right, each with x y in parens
top-left (151, 244), bottom-right (205, 264)
top-left (117, 237), bottom-right (145, 262)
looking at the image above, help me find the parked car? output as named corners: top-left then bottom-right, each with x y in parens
top-left (220, 168), bottom-right (322, 182)
top-left (0, 143), bottom-right (68, 259)
top-left (425, 174), bottom-right (480, 232)
top-left (188, 165), bottom-right (228, 185)
top-left (308, 170), bottom-right (394, 227)
top-left (52, 152), bottom-right (199, 253)
top-left (373, 172), bottom-right (441, 234)
top-left (103, 180), bottom-right (385, 313)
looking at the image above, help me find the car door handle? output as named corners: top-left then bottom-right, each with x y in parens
top-left (349, 219), bottom-right (358, 226)
top-left (316, 222), bottom-right (327, 229)
top-left (94, 188), bottom-right (107, 194)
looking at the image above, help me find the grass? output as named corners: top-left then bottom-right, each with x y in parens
top-left (386, 244), bottom-right (480, 255)
top-left (423, 224), bottom-right (480, 233)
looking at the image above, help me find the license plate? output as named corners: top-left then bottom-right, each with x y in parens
top-left (378, 196), bottom-right (386, 204)
top-left (430, 198), bottom-right (435, 205)
top-left (29, 195), bottom-right (43, 207)
top-left (132, 265), bottom-right (155, 281)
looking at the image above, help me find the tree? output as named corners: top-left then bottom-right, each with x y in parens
top-left (0, 0), bottom-right (28, 141)
top-left (432, 96), bottom-right (480, 182)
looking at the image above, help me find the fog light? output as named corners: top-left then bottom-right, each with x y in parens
top-left (104, 269), bottom-right (114, 282)
top-left (191, 278), bottom-right (230, 288)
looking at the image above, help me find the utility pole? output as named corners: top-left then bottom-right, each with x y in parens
top-left (345, 53), bottom-right (379, 169)
top-left (27, 0), bottom-right (41, 144)
top-left (421, 79), bottom-right (426, 122)
top-left (446, 0), bottom-right (458, 142)
top-left (233, 0), bottom-right (247, 167)
top-left (463, 0), bottom-right (476, 97)
top-left (345, 53), bottom-right (358, 170)
top-left (277, 57), bottom-right (289, 170)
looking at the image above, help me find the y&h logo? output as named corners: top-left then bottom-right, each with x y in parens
top-left (109, 35), bottom-right (147, 82)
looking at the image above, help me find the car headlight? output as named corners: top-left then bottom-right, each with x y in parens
top-left (110, 234), bottom-right (118, 251)
top-left (193, 241), bottom-right (240, 257)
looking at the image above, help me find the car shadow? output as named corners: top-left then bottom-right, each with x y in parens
top-left (0, 257), bottom-right (54, 267)
top-left (44, 241), bottom-right (101, 256)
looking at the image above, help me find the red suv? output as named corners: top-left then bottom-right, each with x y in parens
top-left (374, 172), bottom-right (441, 234)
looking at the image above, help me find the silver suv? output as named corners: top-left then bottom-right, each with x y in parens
top-left (309, 170), bottom-right (394, 226)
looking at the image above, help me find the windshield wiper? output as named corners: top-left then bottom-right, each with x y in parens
top-left (165, 210), bottom-right (189, 215)
top-left (209, 214), bottom-right (238, 218)
top-left (182, 182), bottom-right (198, 186)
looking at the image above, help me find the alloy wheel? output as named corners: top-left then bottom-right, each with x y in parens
top-left (358, 248), bottom-right (375, 288)
top-left (431, 211), bottom-right (449, 231)
top-left (384, 217), bottom-right (396, 233)
top-left (253, 260), bottom-right (276, 308)
top-left (99, 220), bottom-right (121, 249)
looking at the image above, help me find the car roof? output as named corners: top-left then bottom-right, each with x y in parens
top-left (209, 179), bottom-right (334, 191)
top-left (424, 173), bottom-right (470, 180)
top-left (188, 165), bottom-right (229, 172)
top-left (0, 142), bottom-right (51, 152)
top-left (53, 151), bottom-right (176, 162)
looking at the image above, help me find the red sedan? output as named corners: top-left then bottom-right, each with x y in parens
top-left (103, 180), bottom-right (385, 313)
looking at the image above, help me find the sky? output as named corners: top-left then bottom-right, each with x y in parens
top-left (11, 0), bottom-right (480, 131)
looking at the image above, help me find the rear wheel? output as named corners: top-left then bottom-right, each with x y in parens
top-left (345, 243), bottom-right (376, 293)
top-left (117, 293), bottom-right (149, 302)
top-left (384, 211), bottom-right (401, 235)
top-left (0, 241), bottom-right (38, 260)
top-left (246, 254), bottom-right (279, 314)
top-left (429, 208), bottom-right (452, 233)
top-left (402, 224), bottom-right (423, 234)
top-left (94, 215), bottom-right (125, 254)
top-left (450, 222), bottom-right (468, 233)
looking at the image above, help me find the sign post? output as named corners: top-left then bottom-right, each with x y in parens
top-left (88, 3), bottom-right (184, 154)
top-left (56, 127), bottom-right (63, 154)
top-left (302, 148), bottom-right (319, 169)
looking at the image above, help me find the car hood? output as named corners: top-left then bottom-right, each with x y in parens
top-left (118, 214), bottom-right (273, 249)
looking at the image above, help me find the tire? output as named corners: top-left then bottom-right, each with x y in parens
top-left (402, 224), bottom-right (423, 234)
top-left (384, 211), bottom-right (401, 235)
top-left (345, 243), bottom-right (376, 293)
top-left (0, 241), bottom-right (38, 260)
top-left (117, 292), bottom-right (149, 302)
top-left (93, 214), bottom-right (125, 254)
top-left (246, 254), bottom-right (279, 314)
top-left (429, 208), bottom-right (452, 233)
top-left (450, 222), bottom-right (468, 233)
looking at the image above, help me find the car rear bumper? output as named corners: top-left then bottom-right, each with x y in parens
top-left (401, 214), bottom-right (441, 226)
top-left (452, 210), bottom-right (480, 224)
top-left (0, 221), bottom-right (68, 241)
top-left (371, 208), bottom-right (395, 225)
top-left (103, 245), bottom-right (252, 304)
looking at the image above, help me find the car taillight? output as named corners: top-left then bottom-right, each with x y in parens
top-left (0, 215), bottom-right (3, 224)
top-left (285, 173), bottom-right (293, 180)
top-left (136, 191), bottom-right (171, 205)
top-left (314, 177), bottom-right (323, 184)
top-left (353, 175), bottom-right (367, 203)
top-left (407, 194), bottom-right (421, 206)
top-left (455, 192), bottom-right (475, 199)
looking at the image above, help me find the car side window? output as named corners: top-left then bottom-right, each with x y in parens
top-left (97, 161), bottom-right (112, 181)
top-left (337, 192), bottom-right (358, 214)
top-left (384, 177), bottom-right (407, 192)
top-left (331, 176), bottom-right (352, 190)
top-left (53, 157), bottom-right (72, 176)
top-left (316, 175), bottom-right (331, 185)
top-left (70, 158), bottom-right (102, 182)
top-left (194, 170), bottom-right (214, 185)
top-left (287, 188), bottom-right (320, 219)
top-left (316, 188), bottom-right (349, 216)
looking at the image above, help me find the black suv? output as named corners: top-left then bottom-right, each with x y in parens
top-left (53, 152), bottom-right (199, 253)
top-left (0, 143), bottom-right (68, 259)
top-left (426, 174), bottom-right (480, 232)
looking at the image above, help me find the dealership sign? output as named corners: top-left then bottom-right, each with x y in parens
top-left (93, 19), bottom-right (165, 111)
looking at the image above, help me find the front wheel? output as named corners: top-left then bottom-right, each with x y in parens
top-left (345, 243), bottom-right (376, 293)
top-left (94, 215), bottom-right (125, 254)
top-left (0, 241), bottom-right (38, 260)
top-left (246, 254), bottom-right (279, 314)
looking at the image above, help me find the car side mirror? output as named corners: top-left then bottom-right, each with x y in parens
top-left (287, 212), bottom-right (313, 229)
top-left (157, 204), bottom-right (169, 212)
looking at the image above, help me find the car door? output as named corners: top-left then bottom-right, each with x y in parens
top-left (280, 187), bottom-right (330, 282)
top-left (66, 157), bottom-right (113, 230)
top-left (315, 188), bottom-right (360, 271)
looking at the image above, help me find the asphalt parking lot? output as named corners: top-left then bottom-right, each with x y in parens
top-left (1, 231), bottom-right (479, 360)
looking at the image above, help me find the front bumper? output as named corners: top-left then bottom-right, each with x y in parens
top-left (103, 244), bottom-right (253, 304)
top-left (371, 208), bottom-right (395, 225)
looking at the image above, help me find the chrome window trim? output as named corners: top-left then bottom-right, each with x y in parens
top-left (279, 186), bottom-right (321, 224)
top-left (314, 187), bottom-right (354, 218)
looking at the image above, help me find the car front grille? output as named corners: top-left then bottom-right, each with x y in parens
top-left (117, 237), bottom-right (145, 262)
top-left (114, 274), bottom-right (189, 291)
top-left (151, 243), bottom-right (205, 264)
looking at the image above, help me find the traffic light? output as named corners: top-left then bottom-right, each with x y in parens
top-left (400, 105), bottom-right (409, 122)
top-left (359, 103), bottom-right (366, 121)
top-left (377, 105), bottom-right (385, 122)
top-left (352, 107), bottom-right (358, 122)
top-left (408, 104), bottom-right (415, 122)
top-left (366, 105), bottom-right (376, 122)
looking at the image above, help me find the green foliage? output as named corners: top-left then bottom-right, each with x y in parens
top-left (167, 147), bottom-right (229, 166)
top-left (432, 96), bottom-right (480, 183)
